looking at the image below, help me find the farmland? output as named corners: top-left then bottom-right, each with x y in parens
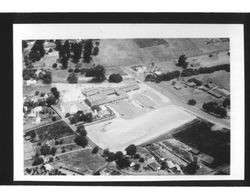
top-left (56, 148), bottom-right (106, 174)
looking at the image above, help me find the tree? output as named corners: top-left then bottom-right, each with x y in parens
top-left (72, 42), bottom-right (82, 63)
top-left (185, 161), bottom-right (199, 174)
top-left (52, 63), bottom-right (57, 68)
top-left (108, 73), bottom-right (123, 83)
top-left (67, 72), bottom-right (78, 83)
top-left (46, 96), bottom-right (57, 106)
top-left (114, 151), bottom-right (124, 161)
top-left (176, 54), bottom-right (188, 69)
top-left (42, 71), bottom-right (52, 84)
top-left (125, 144), bottom-right (137, 156)
top-left (32, 155), bottom-right (44, 166)
top-left (139, 157), bottom-right (145, 163)
top-left (76, 125), bottom-right (87, 137)
top-left (61, 55), bottom-right (68, 69)
top-left (50, 147), bottom-right (57, 156)
top-left (188, 99), bottom-right (196, 105)
top-left (223, 97), bottom-right (230, 108)
top-left (40, 144), bottom-right (51, 156)
top-left (83, 112), bottom-right (93, 123)
top-left (116, 156), bottom-right (130, 169)
top-left (55, 40), bottom-right (62, 51)
top-left (74, 135), bottom-right (88, 148)
top-left (50, 87), bottom-right (60, 99)
top-left (161, 161), bottom-right (167, 170)
top-left (93, 46), bottom-right (99, 56)
top-left (29, 40), bottom-right (45, 62)
top-left (64, 40), bottom-right (70, 59)
top-left (92, 146), bottom-right (99, 154)
top-left (52, 116), bottom-right (57, 121)
top-left (83, 39), bottom-right (93, 63)
top-left (134, 154), bottom-right (141, 159)
top-left (134, 163), bottom-right (140, 171)
top-left (92, 65), bottom-right (106, 82)
top-left (65, 113), bottom-right (70, 118)
top-left (22, 40), bottom-right (28, 50)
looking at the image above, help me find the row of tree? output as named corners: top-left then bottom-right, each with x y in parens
top-left (202, 102), bottom-right (227, 118)
top-left (102, 144), bottom-right (137, 169)
top-left (145, 64), bottom-right (230, 83)
top-left (55, 39), bottom-right (100, 69)
top-left (69, 110), bottom-right (94, 124)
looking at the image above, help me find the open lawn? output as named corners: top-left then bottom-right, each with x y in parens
top-left (134, 39), bottom-right (169, 48)
top-left (87, 104), bottom-right (196, 152)
top-left (23, 84), bottom-right (51, 97)
top-left (190, 38), bottom-right (229, 53)
top-left (109, 100), bottom-right (147, 119)
top-left (91, 39), bottom-right (209, 67)
top-left (192, 70), bottom-right (230, 90)
top-left (57, 148), bottom-right (106, 173)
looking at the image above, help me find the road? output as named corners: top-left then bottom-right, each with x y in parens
top-left (122, 67), bottom-right (230, 129)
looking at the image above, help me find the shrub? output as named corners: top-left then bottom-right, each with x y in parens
top-left (67, 73), bottom-right (78, 83)
top-left (92, 146), bottom-right (99, 154)
top-left (40, 144), bottom-right (51, 156)
top-left (68, 68), bottom-right (73, 73)
top-left (139, 157), bottom-right (145, 163)
top-left (52, 116), bottom-right (57, 121)
top-left (23, 74), bottom-right (31, 80)
top-left (74, 135), bottom-right (88, 148)
top-left (188, 99), bottom-right (197, 105)
top-left (65, 113), bottom-right (70, 118)
top-left (176, 55), bottom-right (188, 68)
top-left (35, 90), bottom-right (40, 96)
top-left (42, 71), bottom-right (52, 84)
top-left (108, 73), bottom-right (123, 83)
top-left (125, 144), bottom-right (137, 156)
top-left (52, 63), bottom-right (57, 68)
top-left (134, 154), bottom-right (141, 159)
top-left (32, 156), bottom-right (44, 166)
top-left (74, 68), bottom-right (80, 73)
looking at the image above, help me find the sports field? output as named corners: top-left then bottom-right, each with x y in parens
top-left (87, 104), bottom-right (196, 152)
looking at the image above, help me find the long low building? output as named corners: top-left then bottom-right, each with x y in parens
top-left (83, 83), bottom-right (140, 106)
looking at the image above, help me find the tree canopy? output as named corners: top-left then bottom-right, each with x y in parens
top-left (176, 54), bottom-right (188, 69)
top-left (108, 73), bottom-right (123, 83)
top-left (125, 144), bottom-right (137, 156)
top-left (67, 72), bottom-right (78, 83)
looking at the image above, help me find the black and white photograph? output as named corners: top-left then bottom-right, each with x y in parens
top-left (13, 23), bottom-right (244, 182)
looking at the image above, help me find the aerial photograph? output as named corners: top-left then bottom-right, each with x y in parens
top-left (22, 38), bottom-right (230, 176)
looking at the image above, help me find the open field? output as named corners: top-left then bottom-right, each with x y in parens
top-left (191, 70), bottom-right (230, 90)
top-left (190, 39), bottom-right (229, 53)
top-left (109, 100), bottom-right (147, 119)
top-left (134, 39), bottom-right (169, 48)
top-left (91, 39), bottom-right (220, 67)
top-left (57, 148), bottom-right (106, 173)
top-left (23, 84), bottom-right (51, 97)
top-left (158, 80), bottom-right (225, 108)
top-left (87, 104), bottom-right (196, 152)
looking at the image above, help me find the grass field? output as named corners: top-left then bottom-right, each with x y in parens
top-left (23, 84), bottom-right (52, 97)
top-left (192, 70), bottom-right (230, 90)
top-left (57, 148), bottom-right (106, 173)
top-left (134, 39), bottom-right (169, 48)
top-left (91, 39), bottom-right (211, 67)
